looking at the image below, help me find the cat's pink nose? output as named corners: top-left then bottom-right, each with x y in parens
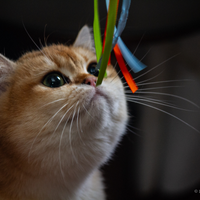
top-left (83, 76), bottom-right (97, 87)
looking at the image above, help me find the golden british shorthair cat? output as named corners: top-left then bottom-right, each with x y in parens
top-left (0, 26), bottom-right (128, 200)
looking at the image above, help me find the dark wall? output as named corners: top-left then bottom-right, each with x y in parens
top-left (1, 1), bottom-right (200, 200)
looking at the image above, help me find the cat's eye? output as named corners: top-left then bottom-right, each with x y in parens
top-left (42, 72), bottom-right (68, 88)
top-left (87, 62), bottom-right (99, 77)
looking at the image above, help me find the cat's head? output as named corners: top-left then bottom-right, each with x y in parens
top-left (0, 26), bottom-right (127, 173)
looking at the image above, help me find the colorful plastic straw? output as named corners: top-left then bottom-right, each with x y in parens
top-left (95, 0), bottom-right (118, 86)
top-left (93, 0), bottom-right (102, 62)
top-left (93, 0), bottom-right (146, 93)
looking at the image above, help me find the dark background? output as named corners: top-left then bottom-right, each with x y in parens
top-left (1, 1), bottom-right (200, 199)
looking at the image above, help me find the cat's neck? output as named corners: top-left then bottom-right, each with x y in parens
top-left (0, 154), bottom-right (103, 200)
top-left (0, 137), bottom-right (103, 200)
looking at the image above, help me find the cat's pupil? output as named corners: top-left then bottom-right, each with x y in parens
top-left (43, 73), bottom-right (65, 88)
top-left (87, 63), bottom-right (99, 77)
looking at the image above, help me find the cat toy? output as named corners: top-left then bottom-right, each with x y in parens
top-left (93, 0), bottom-right (146, 93)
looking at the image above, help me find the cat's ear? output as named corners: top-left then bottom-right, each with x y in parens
top-left (73, 25), bottom-right (95, 51)
top-left (0, 54), bottom-right (15, 96)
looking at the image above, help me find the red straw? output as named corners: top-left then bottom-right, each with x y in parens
top-left (102, 14), bottom-right (111, 65)
top-left (114, 44), bottom-right (138, 93)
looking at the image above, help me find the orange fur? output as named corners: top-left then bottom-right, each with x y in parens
top-left (0, 26), bottom-right (127, 200)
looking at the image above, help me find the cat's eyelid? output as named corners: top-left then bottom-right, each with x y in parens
top-left (61, 73), bottom-right (71, 84)
top-left (86, 58), bottom-right (97, 68)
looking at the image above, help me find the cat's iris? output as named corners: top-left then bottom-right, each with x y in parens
top-left (87, 62), bottom-right (99, 77)
top-left (42, 73), bottom-right (65, 88)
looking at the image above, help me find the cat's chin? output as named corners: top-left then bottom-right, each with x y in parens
top-left (91, 87), bottom-right (109, 102)
top-left (85, 86), bottom-right (112, 115)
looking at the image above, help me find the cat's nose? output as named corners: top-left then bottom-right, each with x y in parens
top-left (82, 76), bottom-right (97, 87)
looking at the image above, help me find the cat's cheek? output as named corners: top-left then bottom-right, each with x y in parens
top-left (86, 97), bottom-right (109, 130)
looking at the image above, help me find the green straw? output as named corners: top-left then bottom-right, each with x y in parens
top-left (93, 0), bottom-right (102, 62)
top-left (96, 0), bottom-right (118, 86)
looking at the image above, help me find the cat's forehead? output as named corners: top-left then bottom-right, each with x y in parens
top-left (48, 44), bottom-right (95, 64)
top-left (17, 44), bottom-right (96, 78)
top-left (45, 44), bottom-right (95, 64)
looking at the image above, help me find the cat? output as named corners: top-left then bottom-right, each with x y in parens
top-left (0, 25), bottom-right (128, 200)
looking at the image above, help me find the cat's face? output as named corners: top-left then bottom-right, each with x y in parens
top-left (0, 26), bottom-right (127, 175)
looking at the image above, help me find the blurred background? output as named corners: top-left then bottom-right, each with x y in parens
top-left (1, 0), bottom-right (200, 199)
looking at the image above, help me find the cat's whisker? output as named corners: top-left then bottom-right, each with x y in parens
top-left (107, 63), bottom-right (120, 80)
top-left (28, 103), bottom-right (69, 160)
top-left (136, 85), bottom-right (182, 91)
top-left (22, 23), bottom-right (52, 63)
top-left (126, 94), bottom-right (175, 106)
top-left (68, 102), bottom-right (79, 164)
top-left (127, 123), bottom-right (142, 132)
top-left (122, 80), bottom-right (128, 85)
top-left (136, 79), bottom-right (192, 87)
top-left (108, 68), bottom-right (121, 84)
top-left (134, 53), bottom-right (180, 81)
top-left (139, 47), bottom-right (153, 63)
top-left (128, 99), bottom-right (199, 133)
top-left (124, 33), bottom-right (147, 69)
top-left (76, 105), bottom-right (86, 146)
top-left (124, 85), bottom-right (137, 89)
top-left (44, 50), bottom-right (54, 61)
top-left (59, 108), bottom-right (74, 186)
top-left (39, 38), bottom-right (43, 49)
top-left (109, 75), bottom-right (126, 89)
top-left (82, 104), bottom-right (94, 120)
top-left (126, 96), bottom-right (196, 112)
top-left (79, 106), bottom-right (84, 134)
top-left (40, 98), bottom-right (66, 108)
top-left (43, 24), bottom-right (48, 47)
top-left (49, 103), bottom-right (75, 144)
top-left (126, 126), bottom-right (142, 138)
top-left (113, 60), bottom-right (118, 70)
top-left (133, 33), bottom-right (146, 55)
top-left (133, 91), bottom-right (199, 108)
top-left (122, 70), bottom-right (164, 88)
top-left (82, 104), bottom-right (102, 126)
top-left (109, 69), bottom-right (122, 85)
top-left (135, 71), bottom-right (165, 85)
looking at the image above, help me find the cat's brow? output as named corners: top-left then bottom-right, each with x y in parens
top-left (67, 53), bottom-right (77, 66)
top-left (56, 50), bottom-right (83, 70)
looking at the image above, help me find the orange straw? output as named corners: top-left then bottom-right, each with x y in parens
top-left (114, 44), bottom-right (138, 93)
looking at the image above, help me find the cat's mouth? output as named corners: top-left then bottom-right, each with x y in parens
top-left (92, 87), bottom-right (108, 101)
